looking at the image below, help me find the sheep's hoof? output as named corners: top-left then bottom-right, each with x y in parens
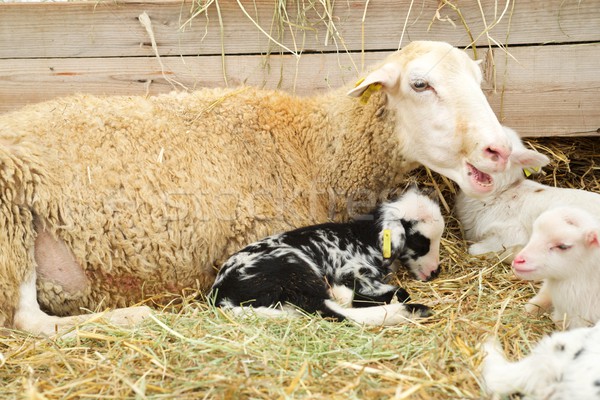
top-left (405, 303), bottom-right (432, 318)
top-left (525, 302), bottom-right (544, 316)
top-left (395, 288), bottom-right (411, 303)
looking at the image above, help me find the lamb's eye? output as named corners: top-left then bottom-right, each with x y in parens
top-left (554, 244), bottom-right (572, 251)
top-left (410, 79), bottom-right (430, 92)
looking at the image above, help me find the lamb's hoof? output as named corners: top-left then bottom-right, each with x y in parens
top-left (405, 303), bottom-right (432, 318)
top-left (525, 302), bottom-right (544, 316)
top-left (395, 288), bottom-right (411, 303)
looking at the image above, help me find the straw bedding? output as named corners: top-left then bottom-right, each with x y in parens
top-left (0, 136), bottom-right (597, 399)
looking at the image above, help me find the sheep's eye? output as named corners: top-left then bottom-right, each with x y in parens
top-left (410, 79), bottom-right (430, 92)
top-left (554, 244), bottom-right (572, 251)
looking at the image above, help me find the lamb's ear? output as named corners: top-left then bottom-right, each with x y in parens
top-left (347, 63), bottom-right (401, 100)
top-left (511, 148), bottom-right (551, 173)
top-left (585, 230), bottom-right (600, 248)
top-left (379, 223), bottom-right (406, 268)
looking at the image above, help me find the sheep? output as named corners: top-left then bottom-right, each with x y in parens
top-left (510, 206), bottom-right (600, 329)
top-left (455, 126), bottom-right (600, 260)
top-left (209, 187), bottom-right (443, 326)
top-left (482, 322), bottom-right (600, 399)
top-left (0, 40), bottom-right (512, 335)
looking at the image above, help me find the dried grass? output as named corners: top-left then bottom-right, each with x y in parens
top-left (1, 137), bottom-right (598, 399)
top-left (1, 2), bottom-right (596, 398)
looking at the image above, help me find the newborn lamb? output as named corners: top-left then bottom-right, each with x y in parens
top-left (512, 206), bottom-right (600, 329)
top-left (456, 126), bottom-right (600, 260)
top-left (209, 188), bottom-right (444, 326)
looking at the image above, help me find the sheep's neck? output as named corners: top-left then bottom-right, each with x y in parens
top-left (300, 90), bottom-right (416, 219)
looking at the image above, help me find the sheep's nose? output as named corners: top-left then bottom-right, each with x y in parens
top-left (425, 266), bottom-right (441, 282)
top-left (484, 145), bottom-right (510, 167)
top-left (512, 256), bottom-right (526, 266)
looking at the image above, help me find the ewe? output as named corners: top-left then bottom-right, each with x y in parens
top-left (456, 126), bottom-right (600, 260)
top-left (0, 40), bottom-right (511, 335)
top-left (512, 206), bottom-right (600, 329)
top-left (210, 188), bottom-right (443, 326)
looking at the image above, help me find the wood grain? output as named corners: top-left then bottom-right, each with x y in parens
top-left (0, 0), bottom-right (598, 59)
top-left (1, 43), bottom-right (598, 137)
top-left (1, 0), bottom-right (598, 136)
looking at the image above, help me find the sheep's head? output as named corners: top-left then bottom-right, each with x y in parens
top-left (481, 126), bottom-right (551, 196)
top-left (348, 41), bottom-right (513, 199)
top-left (379, 188), bottom-right (444, 281)
top-left (512, 207), bottom-right (600, 281)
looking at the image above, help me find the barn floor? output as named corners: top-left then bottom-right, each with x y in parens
top-left (0, 136), bottom-right (597, 399)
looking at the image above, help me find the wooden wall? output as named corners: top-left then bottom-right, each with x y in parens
top-left (0, 0), bottom-right (599, 137)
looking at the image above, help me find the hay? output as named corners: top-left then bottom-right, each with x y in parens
top-left (1, 136), bottom-right (598, 399)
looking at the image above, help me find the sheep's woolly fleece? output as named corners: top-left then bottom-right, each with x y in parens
top-left (0, 84), bottom-right (408, 324)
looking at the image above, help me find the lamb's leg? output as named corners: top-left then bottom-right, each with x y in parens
top-left (468, 239), bottom-right (505, 256)
top-left (13, 271), bottom-right (151, 337)
top-left (321, 299), bottom-right (430, 326)
top-left (481, 339), bottom-right (541, 397)
top-left (327, 285), bottom-right (354, 307)
top-left (525, 280), bottom-right (553, 316)
top-left (351, 282), bottom-right (410, 307)
top-left (469, 241), bottom-right (523, 265)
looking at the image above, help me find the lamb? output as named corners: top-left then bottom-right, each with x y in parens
top-left (482, 322), bottom-right (600, 399)
top-left (511, 206), bottom-right (600, 329)
top-left (209, 188), bottom-right (443, 326)
top-left (0, 40), bottom-right (512, 336)
top-left (455, 126), bottom-right (600, 260)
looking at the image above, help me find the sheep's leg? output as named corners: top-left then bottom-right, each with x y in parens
top-left (351, 281), bottom-right (410, 308)
top-left (321, 299), bottom-right (430, 326)
top-left (327, 284), bottom-right (354, 307)
top-left (482, 337), bottom-right (565, 399)
top-left (13, 271), bottom-right (151, 337)
top-left (525, 281), bottom-right (553, 315)
top-left (468, 239), bottom-right (505, 256)
top-left (338, 268), bottom-right (410, 308)
top-left (482, 339), bottom-right (542, 397)
top-left (482, 339), bottom-right (525, 396)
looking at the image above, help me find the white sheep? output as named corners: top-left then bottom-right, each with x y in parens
top-left (511, 206), bottom-right (600, 329)
top-left (455, 126), bottom-right (600, 260)
top-left (482, 322), bottom-right (600, 399)
top-left (0, 40), bottom-right (512, 336)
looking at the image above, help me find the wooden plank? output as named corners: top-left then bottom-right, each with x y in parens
top-left (0, 51), bottom-right (380, 111)
top-left (483, 43), bottom-right (600, 137)
top-left (1, 44), bottom-right (599, 137)
top-left (0, 0), bottom-right (599, 59)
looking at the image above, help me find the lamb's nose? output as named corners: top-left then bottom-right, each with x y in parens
top-left (512, 256), bottom-right (526, 266)
top-left (425, 267), bottom-right (440, 282)
top-left (484, 145), bottom-right (510, 167)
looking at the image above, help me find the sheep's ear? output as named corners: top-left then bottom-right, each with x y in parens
top-left (585, 230), bottom-right (600, 248)
top-left (380, 225), bottom-right (406, 268)
top-left (347, 63), bottom-right (401, 101)
top-left (512, 148), bottom-right (551, 171)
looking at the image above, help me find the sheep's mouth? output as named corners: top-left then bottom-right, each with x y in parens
top-left (512, 265), bottom-right (536, 275)
top-left (466, 163), bottom-right (493, 190)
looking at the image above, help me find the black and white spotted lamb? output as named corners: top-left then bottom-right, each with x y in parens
top-left (209, 188), bottom-right (444, 326)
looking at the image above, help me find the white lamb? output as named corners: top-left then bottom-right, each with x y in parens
top-left (482, 322), bottom-right (600, 399)
top-left (456, 126), bottom-right (600, 260)
top-left (511, 206), bottom-right (600, 329)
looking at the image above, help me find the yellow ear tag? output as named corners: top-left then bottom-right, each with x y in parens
top-left (383, 229), bottom-right (392, 259)
top-left (523, 166), bottom-right (541, 178)
top-left (354, 78), bottom-right (382, 105)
